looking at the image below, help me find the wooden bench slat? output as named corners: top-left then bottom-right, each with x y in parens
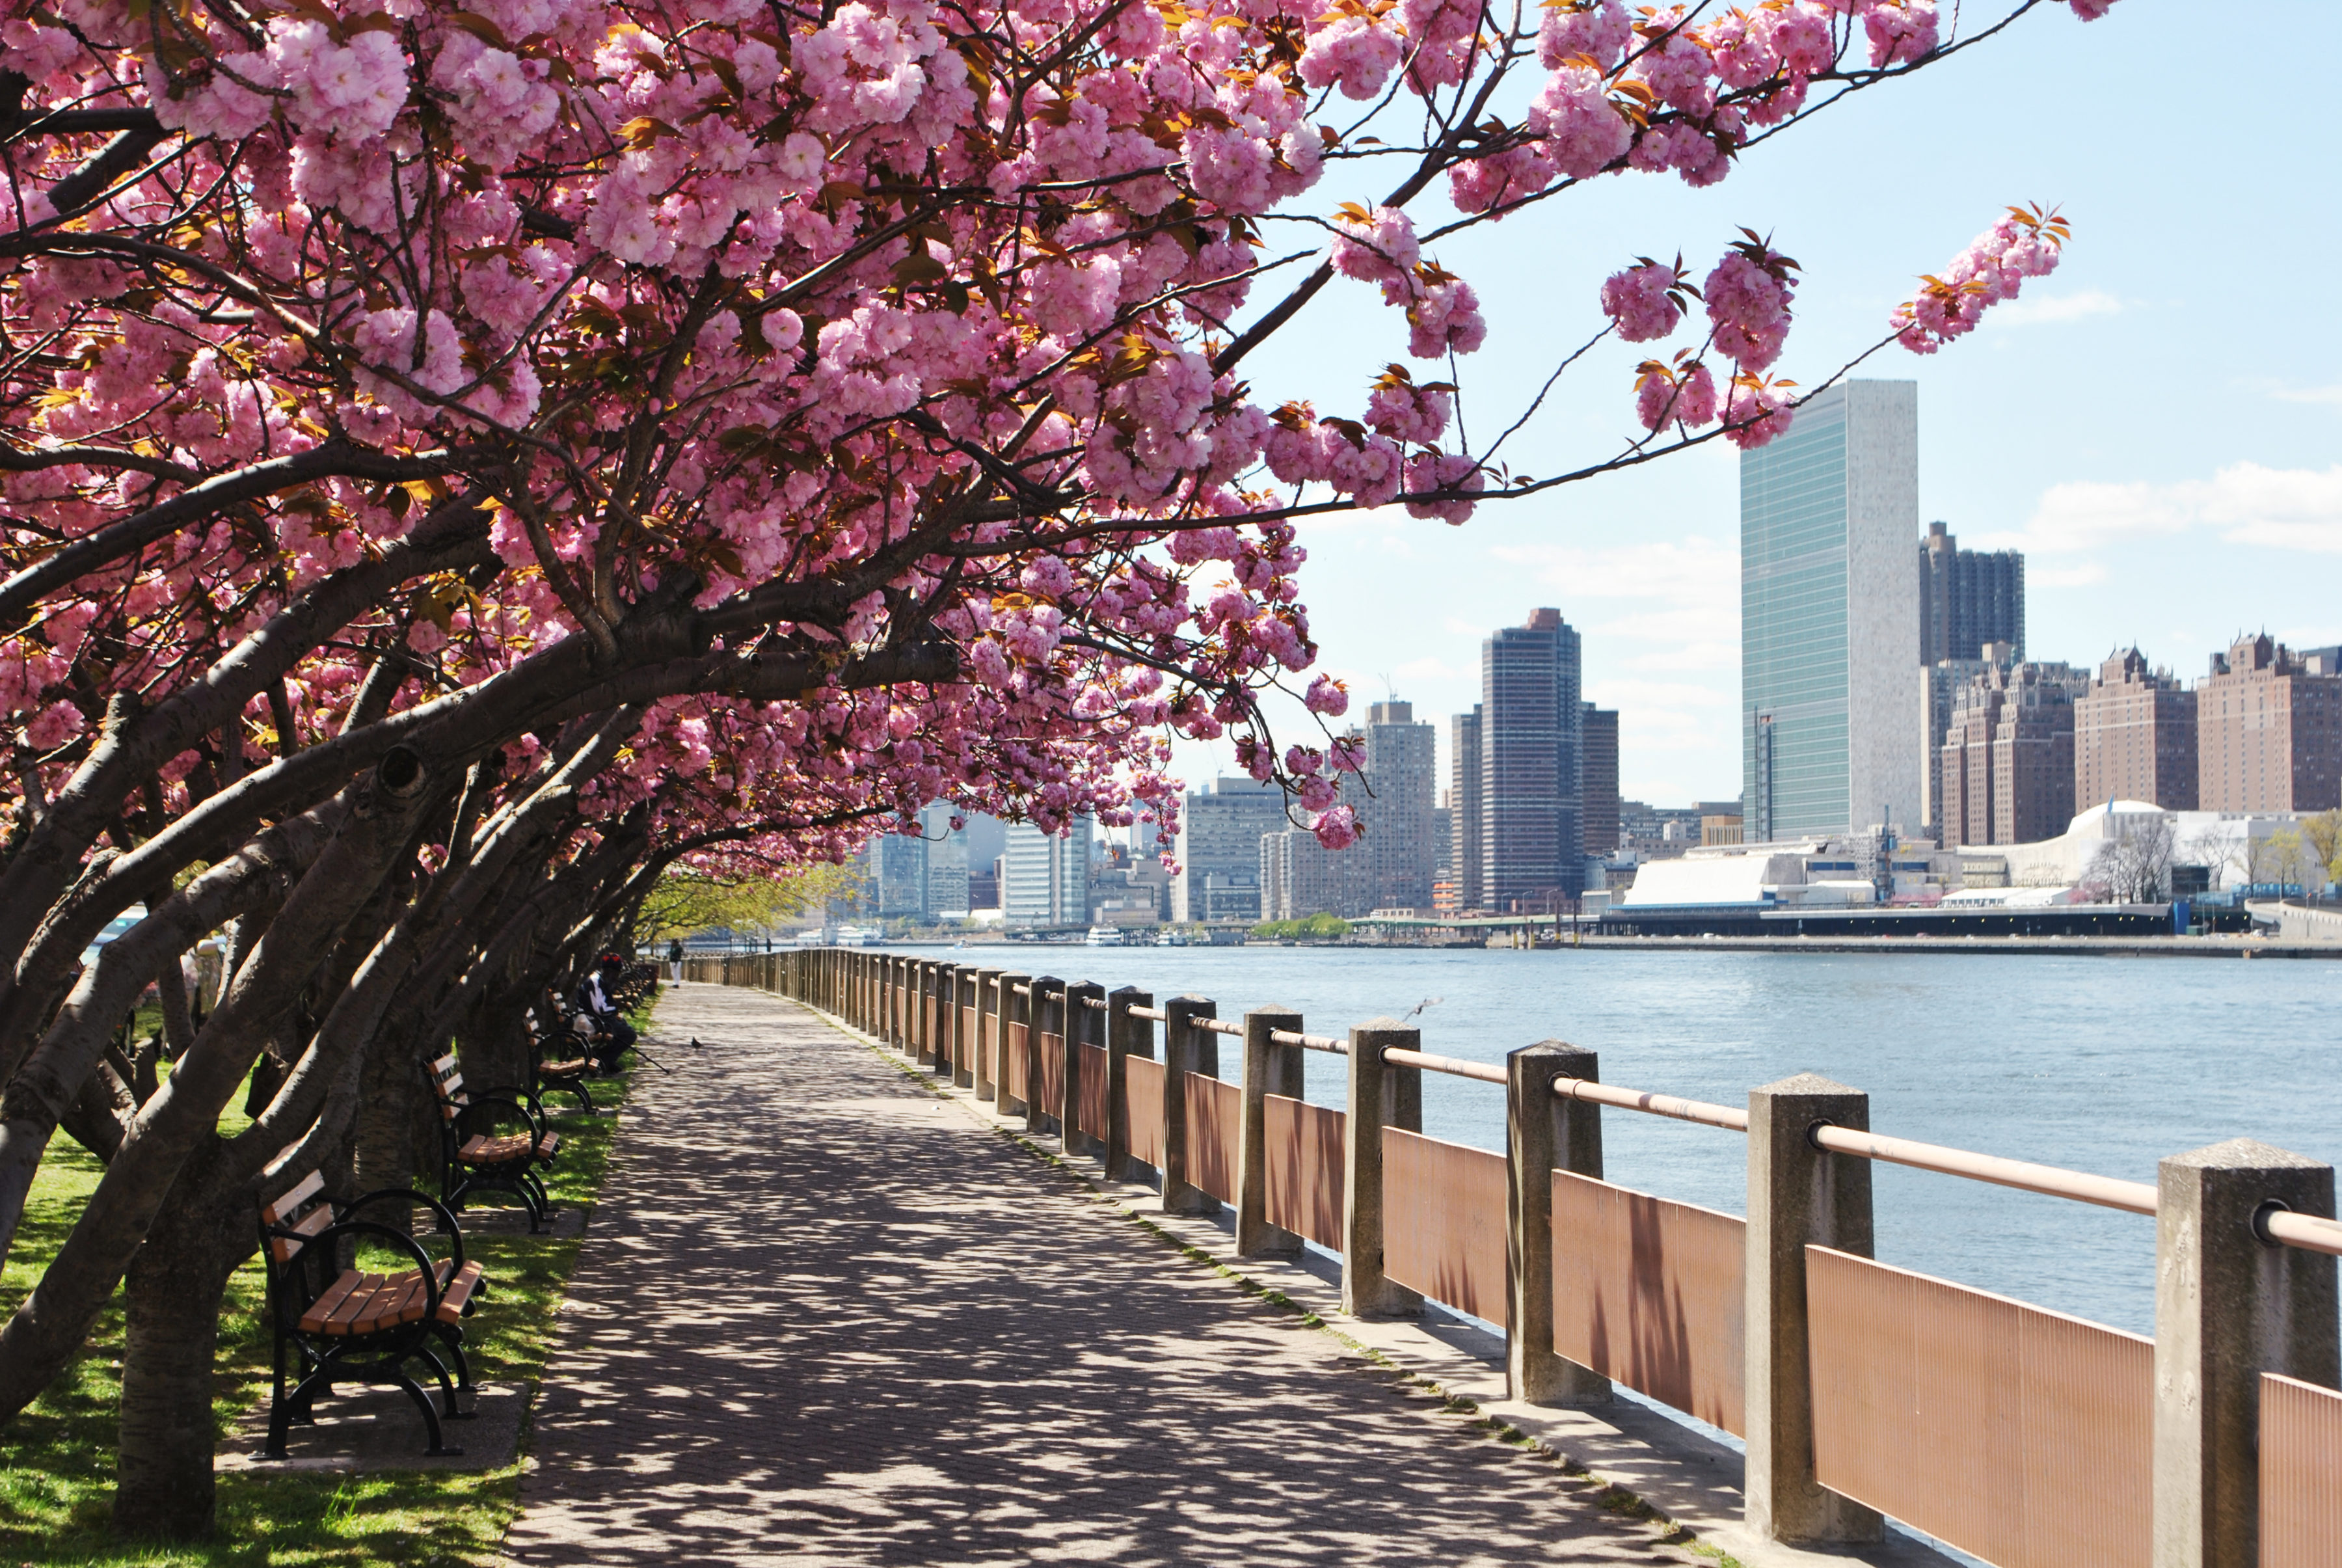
top-left (435, 1260), bottom-right (484, 1324)
top-left (535, 1131), bottom-right (559, 1159)
top-left (267, 1204), bottom-right (334, 1263)
top-left (459, 1132), bottom-right (533, 1165)
top-left (262, 1170), bottom-right (327, 1226)
top-left (299, 1271), bottom-right (368, 1334)
top-left (322, 1272), bottom-right (387, 1335)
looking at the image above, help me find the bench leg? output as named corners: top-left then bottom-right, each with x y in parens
top-left (392, 1364), bottom-right (461, 1457)
top-left (432, 1322), bottom-right (476, 1396)
top-left (266, 1330), bottom-right (292, 1459)
top-left (416, 1340), bottom-right (471, 1420)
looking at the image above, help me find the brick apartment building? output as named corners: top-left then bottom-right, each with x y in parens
top-left (2074, 647), bottom-right (2197, 810)
top-left (2197, 634), bottom-right (2342, 811)
top-left (1938, 661), bottom-right (2088, 846)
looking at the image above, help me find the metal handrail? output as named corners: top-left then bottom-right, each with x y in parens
top-left (1128, 1005), bottom-right (1166, 1022)
top-left (1380, 1046), bottom-right (1506, 1085)
top-left (1554, 1077), bottom-right (1748, 1132)
top-left (2265, 1208), bottom-right (2342, 1258)
top-left (1011, 983), bottom-right (1032, 997)
top-left (1810, 1124), bottom-right (2158, 1216)
top-left (1270, 1028), bottom-right (1347, 1055)
top-left (1198, 1018), bottom-right (1243, 1037)
top-left (1081, 996), bottom-right (1109, 1010)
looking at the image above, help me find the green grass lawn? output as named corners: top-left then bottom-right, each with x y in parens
top-left (0, 992), bottom-right (661, 1565)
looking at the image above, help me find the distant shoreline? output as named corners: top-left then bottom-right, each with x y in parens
top-left (783, 934), bottom-right (2341, 960)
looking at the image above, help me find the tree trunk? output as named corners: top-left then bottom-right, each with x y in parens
top-left (112, 1139), bottom-right (243, 1541)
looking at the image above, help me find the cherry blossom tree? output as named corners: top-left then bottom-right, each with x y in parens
top-left (0, 0), bottom-right (2110, 1536)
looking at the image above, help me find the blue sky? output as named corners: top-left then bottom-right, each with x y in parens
top-left (1164, 0), bottom-right (2340, 812)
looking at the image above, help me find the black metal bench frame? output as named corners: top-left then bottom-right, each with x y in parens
top-left (258, 1175), bottom-right (485, 1458)
top-left (429, 1053), bottom-right (559, 1230)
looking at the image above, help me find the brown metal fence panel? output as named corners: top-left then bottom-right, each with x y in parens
top-left (1124, 1055), bottom-right (1166, 1169)
top-left (1077, 1042), bottom-right (1110, 1141)
top-left (1007, 1020), bottom-right (1029, 1103)
top-left (1806, 1245), bottom-right (2151, 1568)
top-left (1383, 1128), bottom-right (1507, 1327)
top-left (2263, 1372), bottom-right (2342, 1567)
top-left (1184, 1074), bottom-right (1239, 1204)
top-left (959, 1005), bottom-right (976, 1073)
top-left (923, 994), bottom-right (937, 1050)
top-left (1550, 1170), bottom-right (1745, 1437)
top-left (1263, 1094), bottom-right (1345, 1251)
top-left (1033, 1032), bottom-right (1065, 1115)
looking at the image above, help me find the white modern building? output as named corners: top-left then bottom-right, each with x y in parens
top-left (1003, 817), bottom-right (1093, 926)
top-left (1742, 380), bottom-right (1922, 841)
top-left (1172, 777), bottom-right (1289, 923)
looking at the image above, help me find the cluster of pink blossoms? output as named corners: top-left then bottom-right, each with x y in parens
top-left (1599, 236), bottom-right (1798, 447)
top-left (1891, 206), bottom-right (2071, 353)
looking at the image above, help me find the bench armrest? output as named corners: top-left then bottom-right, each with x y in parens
top-left (345, 1187), bottom-right (467, 1270)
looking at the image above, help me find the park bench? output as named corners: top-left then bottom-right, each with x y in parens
top-left (258, 1170), bottom-right (485, 1457)
top-left (428, 1053), bottom-right (559, 1229)
top-left (520, 1001), bottom-right (600, 1114)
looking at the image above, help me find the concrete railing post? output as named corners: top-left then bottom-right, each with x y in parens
top-left (1343, 1020), bottom-right (1423, 1319)
top-left (972, 969), bottom-right (1001, 1100)
top-left (994, 973), bottom-right (1031, 1120)
top-left (1065, 982), bottom-right (1105, 1155)
top-left (1238, 1007), bottom-right (1305, 1257)
top-left (908, 960), bottom-right (927, 1059)
top-left (1507, 1041), bottom-right (1609, 1406)
top-left (952, 966), bottom-right (979, 1088)
top-left (1105, 986), bottom-right (1150, 1181)
top-left (1745, 1074), bottom-right (1882, 1547)
top-left (2152, 1139), bottom-right (2339, 1568)
top-left (1161, 995), bottom-right (1218, 1216)
top-left (1029, 977), bottom-right (1064, 1135)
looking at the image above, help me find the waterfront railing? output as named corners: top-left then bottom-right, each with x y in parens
top-left (686, 947), bottom-right (2341, 1568)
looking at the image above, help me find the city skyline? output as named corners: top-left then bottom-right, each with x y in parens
top-left (1159, 2), bottom-right (2339, 809)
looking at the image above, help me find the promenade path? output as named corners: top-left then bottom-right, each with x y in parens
top-left (502, 982), bottom-right (1693, 1567)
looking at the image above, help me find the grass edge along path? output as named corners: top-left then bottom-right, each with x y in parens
top-left (0, 995), bottom-right (657, 1568)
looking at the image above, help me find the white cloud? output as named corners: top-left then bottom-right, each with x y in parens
top-left (2027, 561), bottom-right (2108, 589)
top-left (2271, 384), bottom-right (2342, 409)
top-left (1985, 463), bottom-right (2342, 556)
top-left (1993, 288), bottom-right (2124, 327)
top-left (1490, 536), bottom-right (1738, 609)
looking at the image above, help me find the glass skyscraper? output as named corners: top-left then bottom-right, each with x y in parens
top-left (1480, 608), bottom-right (1583, 907)
top-left (1741, 381), bottom-right (1921, 841)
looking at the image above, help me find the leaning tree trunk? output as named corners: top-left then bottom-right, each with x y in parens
top-left (113, 1137), bottom-right (245, 1539)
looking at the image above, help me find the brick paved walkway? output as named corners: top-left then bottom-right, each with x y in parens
top-left (502, 982), bottom-right (1689, 1566)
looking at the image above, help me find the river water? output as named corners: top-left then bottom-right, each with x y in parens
top-left (937, 944), bottom-right (2341, 1338)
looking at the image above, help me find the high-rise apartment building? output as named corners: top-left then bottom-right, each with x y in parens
top-left (1937, 662), bottom-right (2087, 846)
top-left (1919, 645), bottom-right (2011, 833)
top-left (1481, 608), bottom-right (1583, 908)
top-left (1259, 828), bottom-right (1373, 920)
top-left (1449, 707), bottom-right (1483, 912)
top-left (920, 802), bottom-right (971, 914)
top-left (1582, 705), bottom-right (1619, 859)
top-left (1742, 380), bottom-right (1922, 841)
top-left (1003, 818), bottom-right (1092, 926)
top-left (1171, 776), bottom-right (1289, 923)
top-left (2073, 648), bottom-right (2197, 811)
top-left (1362, 699), bottom-right (1437, 912)
top-left (868, 832), bottom-right (928, 918)
top-left (1918, 521), bottom-right (2025, 664)
top-left (2198, 634), bottom-right (2342, 811)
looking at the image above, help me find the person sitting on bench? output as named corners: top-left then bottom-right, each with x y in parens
top-left (574, 954), bottom-right (636, 1074)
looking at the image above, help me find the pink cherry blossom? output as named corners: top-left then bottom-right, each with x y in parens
top-left (1704, 239), bottom-right (1797, 371)
top-left (1600, 260), bottom-right (1686, 342)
